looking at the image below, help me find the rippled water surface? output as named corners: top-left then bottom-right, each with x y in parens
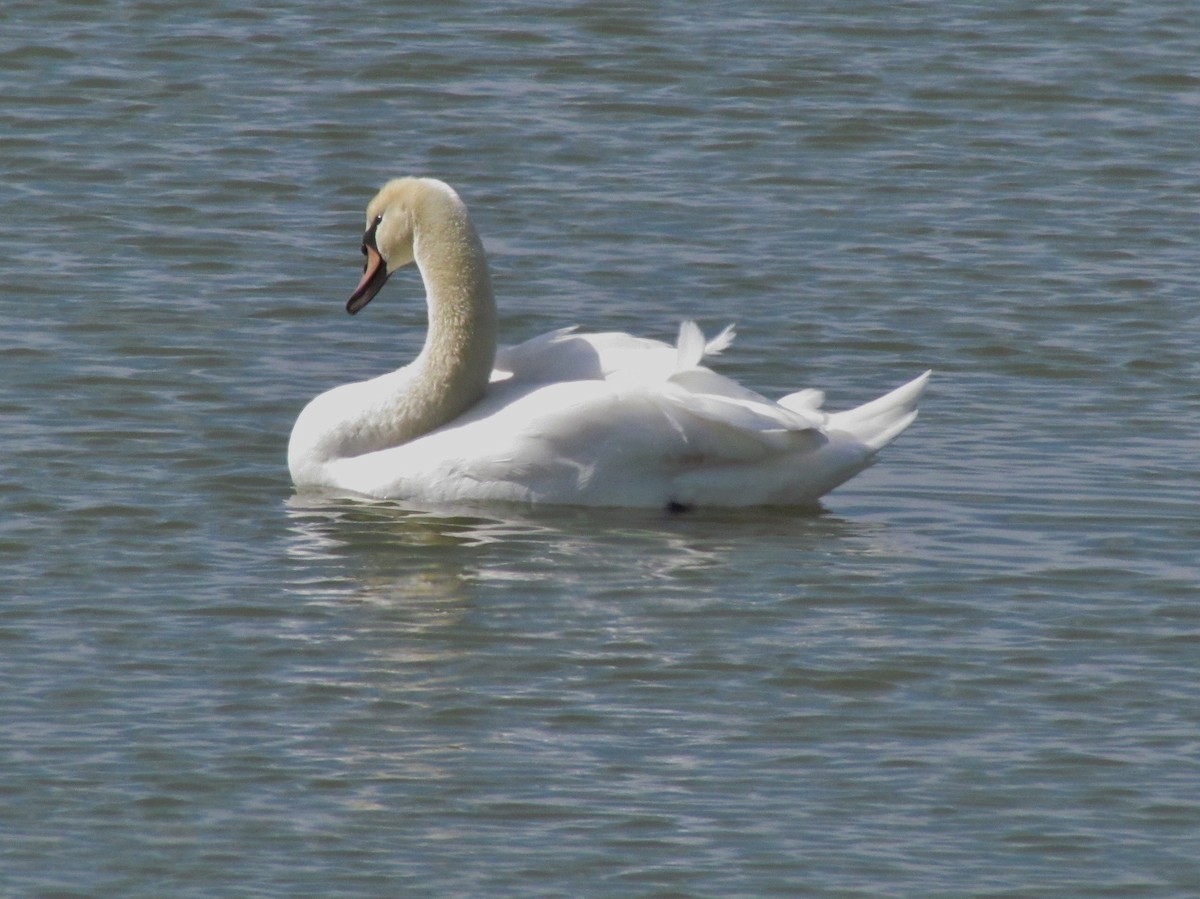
top-left (3, 1), bottom-right (1199, 896)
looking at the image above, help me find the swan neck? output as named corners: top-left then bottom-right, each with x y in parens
top-left (364, 196), bottom-right (496, 451)
top-left (413, 207), bottom-right (496, 391)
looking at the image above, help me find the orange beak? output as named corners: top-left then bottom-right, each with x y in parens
top-left (347, 241), bottom-right (388, 314)
top-left (347, 214), bottom-right (389, 314)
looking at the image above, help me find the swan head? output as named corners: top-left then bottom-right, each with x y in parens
top-left (346, 177), bottom-right (466, 315)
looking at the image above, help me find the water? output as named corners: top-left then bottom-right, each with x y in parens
top-left (3, 0), bottom-right (1198, 895)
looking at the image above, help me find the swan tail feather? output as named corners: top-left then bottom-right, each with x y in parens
top-left (827, 370), bottom-right (931, 452)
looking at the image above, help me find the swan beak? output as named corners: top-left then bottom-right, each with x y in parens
top-left (347, 243), bottom-right (389, 314)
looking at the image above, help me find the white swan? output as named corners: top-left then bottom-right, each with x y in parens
top-left (288, 177), bottom-right (929, 509)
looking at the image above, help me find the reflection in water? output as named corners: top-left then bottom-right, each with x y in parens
top-left (282, 491), bottom-right (901, 612)
top-left (277, 492), bottom-right (927, 766)
top-left (273, 493), bottom-right (931, 832)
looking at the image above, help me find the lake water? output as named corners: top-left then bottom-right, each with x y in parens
top-left (3, 0), bottom-right (1199, 895)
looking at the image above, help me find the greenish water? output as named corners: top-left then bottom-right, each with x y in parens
top-left (3, 1), bottom-right (1198, 895)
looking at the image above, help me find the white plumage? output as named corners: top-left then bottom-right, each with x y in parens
top-left (289, 177), bottom-right (929, 509)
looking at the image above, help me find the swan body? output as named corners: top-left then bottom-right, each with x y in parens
top-left (289, 177), bottom-right (929, 509)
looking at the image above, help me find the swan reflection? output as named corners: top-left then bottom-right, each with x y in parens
top-left (282, 493), bottom-right (896, 616)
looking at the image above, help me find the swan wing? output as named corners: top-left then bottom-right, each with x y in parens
top-left (324, 372), bottom-right (832, 506)
top-left (493, 320), bottom-right (738, 386)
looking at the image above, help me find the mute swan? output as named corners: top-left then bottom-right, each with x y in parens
top-left (288, 177), bottom-right (929, 509)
